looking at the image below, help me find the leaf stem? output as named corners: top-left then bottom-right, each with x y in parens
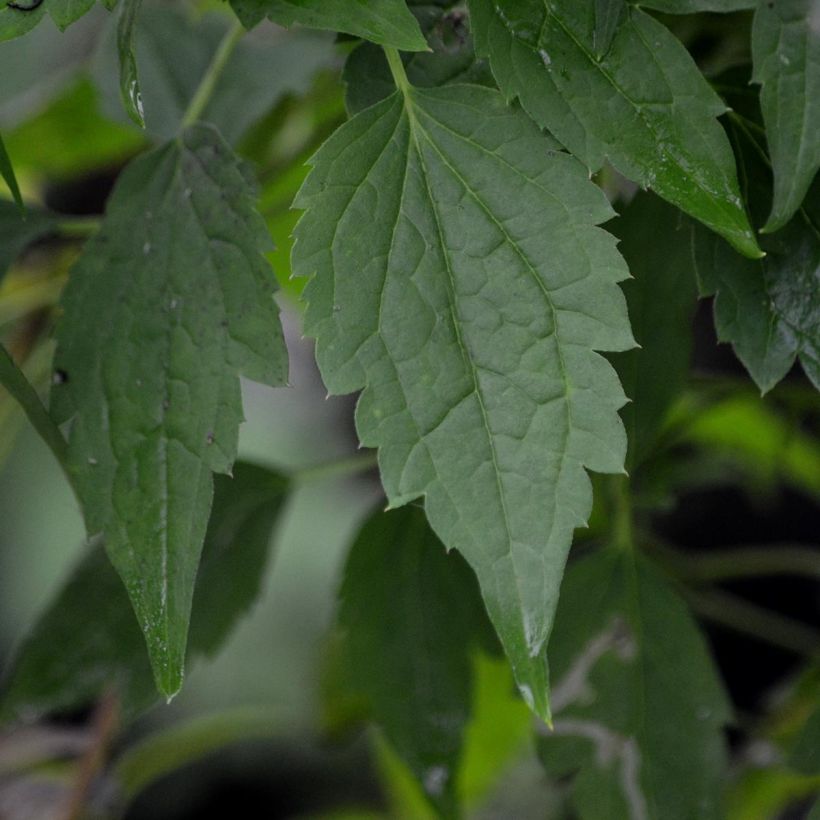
top-left (0, 343), bottom-right (76, 494)
top-left (384, 46), bottom-right (411, 95)
top-left (56, 217), bottom-right (101, 239)
top-left (609, 474), bottom-right (633, 551)
top-left (181, 19), bottom-right (244, 130)
top-left (293, 451), bottom-right (378, 484)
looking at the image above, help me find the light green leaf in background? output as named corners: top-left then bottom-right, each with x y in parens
top-left (293, 78), bottom-right (633, 721)
top-left (92, 7), bottom-right (336, 144)
top-left (608, 192), bottom-right (698, 471)
top-left (0, 463), bottom-right (287, 723)
top-left (0, 131), bottom-right (22, 209)
top-left (115, 0), bottom-right (143, 127)
top-left (468, 0), bottom-right (761, 259)
top-left (50, 124), bottom-right (288, 698)
top-left (337, 506), bottom-right (495, 818)
top-left (538, 549), bottom-right (732, 820)
top-left (343, 1), bottom-right (494, 116)
top-left (752, 0), bottom-right (820, 232)
top-left (0, 200), bottom-right (55, 281)
top-left (0, 0), bottom-right (114, 42)
top-left (693, 71), bottom-right (820, 392)
top-left (228, 0), bottom-right (428, 51)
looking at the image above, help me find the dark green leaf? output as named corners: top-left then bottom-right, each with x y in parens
top-left (608, 192), bottom-right (697, 470)
top-left (633, 0), bottom-right (755, 11)
top-left (468, 0), bottom-right (761, 259)
top-left (693, 75), bottom-right (820, 392)
top-left (752, 0), bottom-right (820, 231)
top-left (50, 124), bottom-right (288, 697)
top-left (593, 0), bottom-right (625, 60)
top-left (337, 506), bottom-right (493, 817)
top-left (344, 3), bottom-right (494, 116)
top-left (0, 130), bottom-right (22, 209)
top-left (229, 0), bottom-right (428, 51)
top-left (293, 81), bottom-right (633, 721)
top-left (538, 549), bottom-right (732, 820)
top-left (116, 0), bottom-right (143, 127)
top-left (0, 200), bottom-right (55, 280)
top-left (790, 705), bottom-right (820, 775)
top-left (0, 463), bottom-right (287, 723)
top-left (92, 7), bottom-right (336, 144)
top-left (0, 0), bottom-right (112, 41)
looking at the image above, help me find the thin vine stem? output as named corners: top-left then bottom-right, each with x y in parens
top-left (181, 19), bottom-right (245, 129)
top-left (57, 217), bottom-right (101, 239)
top-left (384, 46), bottom-right (411, 95)
top-left (293, 451), bottom-right (379, 484)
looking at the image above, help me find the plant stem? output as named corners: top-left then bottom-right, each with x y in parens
top-left (384, 46), bottom-right (411, 95)
top-left (609, 474), bottom-right (633, 551)
top-left (57, 217), bottom-right (101, 239)
top-left (0, 344), bottom-right (72, 483)
top-left (181, 19), bottom-right (244, 129)
top-left (294, 451), bottom-right (379, 484)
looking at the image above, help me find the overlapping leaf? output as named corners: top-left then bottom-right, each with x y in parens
top-left (293, 81), bottom-right (633, 720)
top-left (228, 0), bottom-right (427, 51)
top-left (337, 506), bottom-right (495, 817)
top-left (50, 124), bottom-right (288, 698)
top-left (538, 549), bottom-right (731, 820)
top-left (0, 0), bottom-right (114, 42)
top-left (0, 201), bottom-right (55, 280)
top-left (0, 463), bottom-right (287, 723)
top-left (752, 0), bottom-right (820, 231)
top-left (468, 0), bottom-right (760, 258)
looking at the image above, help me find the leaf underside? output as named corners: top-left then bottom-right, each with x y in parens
top-left (293, 82), bottom-right (633, 720)
top-left (468, 0), bottom-right (761, 259)
top-left (228, 0), bottom-right (428, 51)
top-left (50, 124), bottom-right (287, 697)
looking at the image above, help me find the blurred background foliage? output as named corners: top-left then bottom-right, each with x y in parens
top-left (0, 1), bottom-right (818, 818)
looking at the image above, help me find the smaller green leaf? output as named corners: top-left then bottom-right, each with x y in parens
top-left (0, 131), bottom-right (23, 210)
top-left (0, 200), bottom-right (55, 281)
top-left (0, 0), bottom-right (109, 41)
top-left (0, 463), bottom-right (287, 724)
top-left (790, 706), bottom-right (820, 776)
top-left (608, 192), bottom-right (697, 470)
top-left (752, 0), bottom-right (820, 231)
top-left (336, 506), bottom-right (495, 818)
top-left (116, 0), bottom-right (144, 127)
top-left (229, 0), bottom-right (428, 52)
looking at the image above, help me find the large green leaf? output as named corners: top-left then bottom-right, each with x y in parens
top-left (538, 549), bottom-right (732, 820)
top-left (468, 0), bottom-right (761, 259)
top-left (0, 463), bottom-right (287, 723)
top-left (50, 124), bottom-right (288, 698)
top-left (337, 506), bottom-right (494, 818)
top-left (92, 7), bottom-right (336, 144)
top-left (693, 73), bottom-right (820, 392)
top-left (229, 0), bottom-right (427, 51)
top-left (0, 201), bottom-right (55, 281)
top-left (292, 80), bottom-right (633, 720)
top-left (752, 0), bottom-right (820, 231)
top-left (0, 0), bottom-right (114, 41)
top-left (608, 192), bottom-right (697, 471)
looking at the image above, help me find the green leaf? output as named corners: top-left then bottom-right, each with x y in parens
top-left (0, 200), bottom-right (55, 279)
top-left (468, 0), bottom-right (761, 259)
top-left (0, 130), bottom-right (22, 209)
top-left (537, 549), bottom-right (732, 820)
top-left (116, 0), bottom-right (143, 127)
top-left (344, 3), bottom-right (494, 116)
top-left (337, 506), bottom-right (494, 818)
top-left (0, 463), bottom-right (287, 723)
top-left (633, 0), bottom-right (755, 11)
top-left (292, 80), bottom-right (633, 720)
top-left (692, 74), bottom-right (820, 392)
top-left (790, 706), bottom-right (820, 775)
top-left (228, 0), bottom-right (428, 51)
top-left (593, 0), bottom-right (625, 60)
top-left (92, 7), bottom-right (335, 144)
top-left (0, 0), bottom-right (110, 41)
top-left (752, 0), bottom-right (820, 231)
top-left (608, 192), bottom-right (697, 471)
top-left (50, 124), bottom-right (288, 698)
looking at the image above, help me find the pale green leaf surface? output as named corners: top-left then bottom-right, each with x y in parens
top-left (293, 82), bottom-right (633, 720)
top-left (0, 200), bottom-right (55, 280)
top-left (0, 463), bottom-right (287, 723)
top-left (752, 0), bottom-right (820, 231)
top-left (228, 0), bottom-right (427, 51)
top-left (608, 192), bottom-right (697, 470)
top-left (50, 124), bottom-right (287, 697)
top-left (468, 0), bottom-right (760, 258)
top-left (338, 505), bottom-right (494, 818)
top-left (0, 0), bottom-right (110, 41)
top-left (538, 549), bottom-right (732, 820)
